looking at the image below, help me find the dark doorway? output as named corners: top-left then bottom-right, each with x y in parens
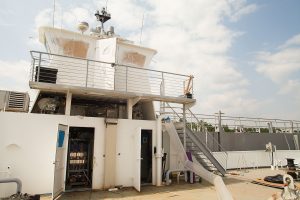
top-left (65, 127), bottom-right (94, 191)
top-left (141, 129), bottom-right (152, 184)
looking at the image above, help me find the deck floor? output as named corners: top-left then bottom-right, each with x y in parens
top-left (41, 168), bottom-right (287, 200)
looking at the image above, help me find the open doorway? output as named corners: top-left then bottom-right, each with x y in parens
top-left (141, 129), bottom-right (152, 185)
top-left (65, 127), bottom-right (94, 191)
top-left (53, 124), bottom-right (68, 199)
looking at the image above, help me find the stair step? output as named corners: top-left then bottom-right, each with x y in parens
top-left (174, 122), bottom-right (184, 129)
top-left (172, 123), bottom-right (226, 176)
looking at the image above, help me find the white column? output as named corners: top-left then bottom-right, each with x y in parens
top-left (65, 91), bottom-right (72, 115)
top-left (183, 104), bottom-right (186, 150)
top-left (127, 99), bottom-right (133, 119)
top-left (156, 115), bottom-right (165, 186)
top-left (127, 97), bottom-right (141, 119)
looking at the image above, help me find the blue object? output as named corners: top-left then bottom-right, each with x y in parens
top-left (57, 130), bottom-right (65, 147)
top-left (164, 116), bottom-right (171, 123)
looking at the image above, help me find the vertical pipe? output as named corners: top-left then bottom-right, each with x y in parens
top-left (183, 104), bottom-right (186, 151)
top-left (156, 115), bottom-right (164, 186)
top-left (218, 111), bottom-right (224, 134)
top-left (218, 111), bottom-right (223, 151)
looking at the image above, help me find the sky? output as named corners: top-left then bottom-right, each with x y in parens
top-left (0, 0), bottom-right (299, 119)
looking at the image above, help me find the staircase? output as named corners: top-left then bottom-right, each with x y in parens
top-left (174, 122), bottom-right (226, 175)
top-left (162, 103), bottom-right (228, 176)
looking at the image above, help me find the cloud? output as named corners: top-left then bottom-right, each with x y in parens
top-left (255, 33), bottom-right (300, 100)
top-left (255, 34), bottom-right (300, 82)
top-left (280, 34), bottom-right (300, 49)
top-left (31, 0), bottom-right (260, 115)
top-left (256, 48), bottom-right (300, 82)
top-left (0, 9), bottom-right (14, 27)
top-left (0, 60), bottom-right (30, 91)
top-left (34, 4), bottom-right (95, 31)
top-left (278, 79), bottom-right (300, 99)
top-left (139, 0), bottom-right (258, 114)
top-left (227, 1), bottom-right (258, 22)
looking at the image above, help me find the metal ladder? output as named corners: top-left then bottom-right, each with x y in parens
top-left (162, 103), bottom-right (228, 176)
top-left (174, 122), bottom-right (226, 175)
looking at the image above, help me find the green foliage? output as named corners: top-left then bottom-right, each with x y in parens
top-left (223, 125), bottom-right (234, 133)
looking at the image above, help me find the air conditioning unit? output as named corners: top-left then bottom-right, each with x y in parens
top-left (0, 90), bottom-right (29, 112)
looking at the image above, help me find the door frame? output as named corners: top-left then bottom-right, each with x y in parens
top-left (52, 124), bottom-right (69, 200)
top-left (65, 126), bottom-right (95, 191)
top-left (133, 128), bottom-right (155, 192)
top-left (140, 129), bottom-right (153, 185)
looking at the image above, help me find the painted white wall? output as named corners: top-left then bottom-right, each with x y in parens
top-left (167, 137), bottom-right (300, 171)
top-left (0, 112), bottom-right (105, 196)
top-left (213, 150), bottom-right (300, 169)
top-left (0, 112), bottom-right (157, 197)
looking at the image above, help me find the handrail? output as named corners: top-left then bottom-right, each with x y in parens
top-left (162, 103), bottom-right (228, 170)
top-left (164, 103), bottom-right (182, 119)
top-left (30, 51), bottom-right (194, 98)
top-left (160, 107), bottom-right (300, 133)
top-left (30, 51), bottom-right (191, 77)
top-left (187, 108), bottom-right (228, 153)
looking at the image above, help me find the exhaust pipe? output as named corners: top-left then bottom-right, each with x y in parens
top-left (0, 178), bottom-right (22, 193)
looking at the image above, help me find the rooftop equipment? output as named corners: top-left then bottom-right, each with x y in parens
top-left (0, 90), bottom-right (29, 112)
top-left (77, 22), bottom-right (89, 34)
top-left (95, 7), bottom-right (111, 35)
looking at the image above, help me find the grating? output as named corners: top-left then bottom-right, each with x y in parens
top-left (7, 92), bottom-right (26, 110)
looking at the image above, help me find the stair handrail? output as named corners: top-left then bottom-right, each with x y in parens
top-left (186, 125), bottom-right (228, 171)
top-left (162, 103), bottom-right (228, 171)
top-left (187, 108), bottom-right (228, 153)
top-left (186, 108), bottom-right (228, 170)
top-left (161, 103), bottom-right (182, 120)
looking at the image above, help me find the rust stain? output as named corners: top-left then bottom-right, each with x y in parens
top-left (56, 38), bottom-right (89, 58)
top-left (122, 51), bottom-right (146, 67)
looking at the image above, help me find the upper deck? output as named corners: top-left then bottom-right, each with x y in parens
top-left (29, 51), bottom-right (195, 105)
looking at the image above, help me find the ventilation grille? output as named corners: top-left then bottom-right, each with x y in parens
top-left (6, 92), bottom-right (29, 112)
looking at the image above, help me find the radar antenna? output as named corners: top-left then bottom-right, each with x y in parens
top-left (95, 7), bottom-right (111, 33)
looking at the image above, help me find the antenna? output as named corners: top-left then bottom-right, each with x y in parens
top-left (52, 0), bottom-right (56, 27)
top-left (95, 7), bottom-right (111, 33)
top-left (105, 0), bottom-right (109, 11)
top-left (139, 13), bottom-right (145, 44)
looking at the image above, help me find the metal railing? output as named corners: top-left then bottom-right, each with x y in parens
top-left (30, 51), bottom-right (193, 98)
top-left (159, 105), bottom-right (300, 134)
top-left (186, 108), bottom-right (228, 170)
top-left (161, 103), bottom-right (228, 171)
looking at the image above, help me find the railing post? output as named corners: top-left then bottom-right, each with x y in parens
top-left (85, 60), bottom-right (89, 87)
top-left (32, 58), bottom-right (35, 81)
top-left (192, 77), bottom-right (194, 96)
top-left (160, 73), bottom-right (165, 114)
top-left (126, 66), bottom-right (128, 92)
top-left (183, 104), bottom-right (186, 151)
top-left (113, 64), bottom-right (116, 90)
top-left (162, 72), bottom-right (165, 95)
top-left (37, 53), bottom-right (42, 82)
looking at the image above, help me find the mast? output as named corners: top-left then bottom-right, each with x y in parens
top-left (95, 7), bottom-right (111, 34)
